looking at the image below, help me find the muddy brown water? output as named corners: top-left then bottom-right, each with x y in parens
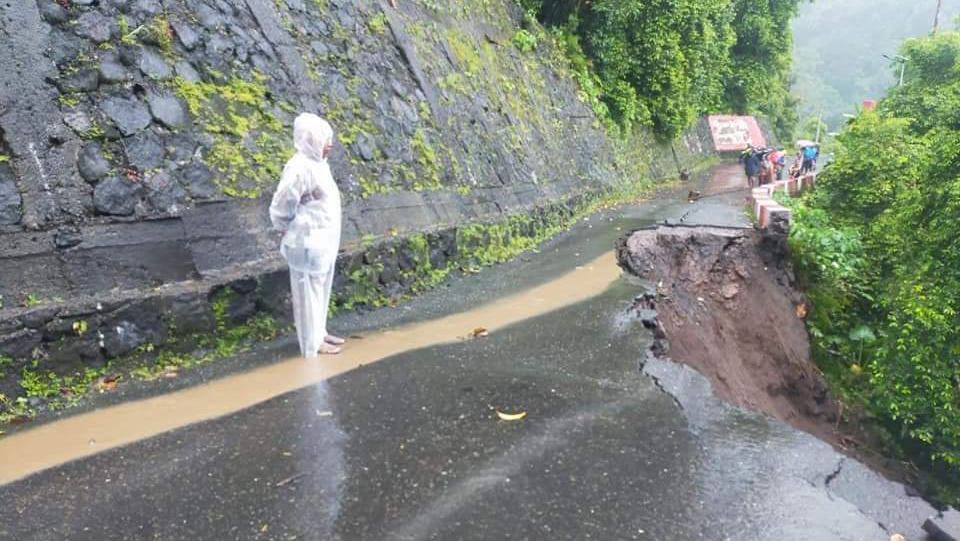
top-left (0, 253), bottom-right (620, 485)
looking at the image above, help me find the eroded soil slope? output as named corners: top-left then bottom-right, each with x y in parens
top-left (617, 225), bottom-right (839, 441)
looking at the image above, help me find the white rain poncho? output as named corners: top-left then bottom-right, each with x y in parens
top-left (269, 113), bottom-right (342, 358)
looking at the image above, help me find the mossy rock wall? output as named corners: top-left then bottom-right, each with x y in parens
top-left (0, 0), bottom-right (721, 403)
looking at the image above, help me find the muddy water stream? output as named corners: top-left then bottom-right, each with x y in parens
top-left (0, 253), bottom-right (620, 485)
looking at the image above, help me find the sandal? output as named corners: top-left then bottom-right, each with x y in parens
top-left (325, 335), bottom-right (346, 346)
top-left (317, 343), bottom-right (342, 355)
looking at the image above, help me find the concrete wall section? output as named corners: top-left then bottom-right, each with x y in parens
top-left (749, 173), bottom-right (817, 230)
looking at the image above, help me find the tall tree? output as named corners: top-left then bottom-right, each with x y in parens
top-left (724, 0), bottom-right (802, 139)
top-left (526, 0), bottom-right (802, 138)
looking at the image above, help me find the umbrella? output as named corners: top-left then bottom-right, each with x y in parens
top-left (795, 139), bottom-right (816, 148)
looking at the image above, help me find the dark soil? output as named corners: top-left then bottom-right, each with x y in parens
top-left (617, 225), bottom-right (841, 442)
top-left (617, 225), bottom-right (934, 492)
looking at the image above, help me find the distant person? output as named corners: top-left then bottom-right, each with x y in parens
top-left (801, 145), bottom-right (817, 174)
top-left (744, 147), bottom-right (762, 187)
top-left (789, 151), bottom-right (803, 180)
top-left (759, 148), bottom-right (774, 185)
top-left (270, 113), bottom-right (346, 357)
top-left (771, 149), bottom-right (786, 180)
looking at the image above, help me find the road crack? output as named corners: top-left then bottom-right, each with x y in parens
top-left (825, 457), bottom-right (845, 487)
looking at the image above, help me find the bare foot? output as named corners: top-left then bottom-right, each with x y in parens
top-left (325, 335), bottom-right (346, 346)
top-left (318, 343), bottom-right (342, 355)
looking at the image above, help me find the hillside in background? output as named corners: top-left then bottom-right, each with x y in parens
top-left (791, 0), bottom-right (960, 131)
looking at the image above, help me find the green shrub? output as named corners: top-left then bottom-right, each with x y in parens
top-left (512, 29), bottom-right (540, 53)
top-left (787, 31), bottom-right (960, 493)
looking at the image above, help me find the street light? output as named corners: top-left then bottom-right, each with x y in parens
top-left (883, 54), bottom-right (908, 86)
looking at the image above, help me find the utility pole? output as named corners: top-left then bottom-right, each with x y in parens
top-left (934, 0), bottom-right (944, 34)
top-left (815, 109), bottom-right (823, 144)
top-left (883, 54), bottom-right (908, 86)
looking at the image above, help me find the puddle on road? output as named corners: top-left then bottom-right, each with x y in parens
top-left (0, 252), bottom-right (622, 485)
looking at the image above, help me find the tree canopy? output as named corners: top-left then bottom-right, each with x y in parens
top-left (522, 0), bottom-right (803, 139)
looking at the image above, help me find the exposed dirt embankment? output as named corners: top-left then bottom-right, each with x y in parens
top-left (617, 225), bottom-right (839, 441)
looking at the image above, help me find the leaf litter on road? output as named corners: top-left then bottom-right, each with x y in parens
top-left (464, 327), bottom-right (489, 340)
top-left (496, 410), bottom-right (527, 421)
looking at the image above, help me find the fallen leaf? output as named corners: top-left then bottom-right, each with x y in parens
top-left (275, 473), bottom-right (305, 487)
top-left (496, 410), bottom-right (527, 421)
top-left (94, 374), bottom-right (120, 392)
top-left (467, 327), bottom-right (489, 339)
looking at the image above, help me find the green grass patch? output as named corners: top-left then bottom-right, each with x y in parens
top-left (368, 13), bottom-right (388, 35)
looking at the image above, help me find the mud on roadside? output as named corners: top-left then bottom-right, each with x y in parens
top-left (616, 224), bottom-right (922, 489)
top-left (617, 225), bottom-right (838, 437)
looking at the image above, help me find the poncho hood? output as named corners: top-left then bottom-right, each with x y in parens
top-left (293, 113), bottom-right (334, 162)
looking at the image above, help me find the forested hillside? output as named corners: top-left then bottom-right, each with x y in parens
top-left (785, 30), bottom-right (960, 505)
top-left (792, 0), bottom-right (960, 130)
top-left (519, 0), bottom-right (802, 139)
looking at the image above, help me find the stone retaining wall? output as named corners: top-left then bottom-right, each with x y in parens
top-left (0, 0), bottom-right (702, 307)
top-left (0, 0), bottom-right (731, 399)
top-left (0, 182), bottom-right (618, 399)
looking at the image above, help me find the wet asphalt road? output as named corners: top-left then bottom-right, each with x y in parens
top-left (0, 166), bottom-right (941, 540)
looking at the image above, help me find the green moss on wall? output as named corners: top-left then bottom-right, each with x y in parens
top-left (0, 286), bottom-right (284, 425)
top-left (410, 129), bottom-right (442, 191)
top-left (173, 72), bottom-right (293, 198)
top-left (332, 172), bottom-right (656, 311)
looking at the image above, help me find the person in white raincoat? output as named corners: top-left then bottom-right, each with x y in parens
top-left (270, 113), bottom-right (345, 357)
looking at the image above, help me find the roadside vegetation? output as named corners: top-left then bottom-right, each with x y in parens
top-left (518, 0), bottom-right (802, 140)
top-left (782, 30), bottom-right (960, 506)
